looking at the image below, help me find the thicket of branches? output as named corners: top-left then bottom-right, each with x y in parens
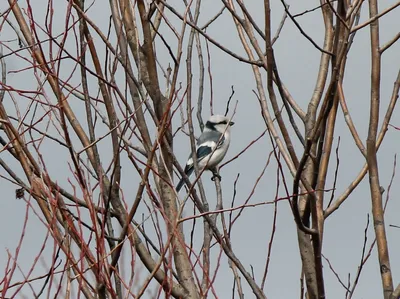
top-left (0, 0), bottom-right (399, 298)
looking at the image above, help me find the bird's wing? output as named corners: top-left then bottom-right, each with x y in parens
top-left (185, 131), bottom-right (224, 168)
top-left (196, 131), bottom-right (225, 161)
top-left (177, 131), bottom-right (224, 192)
top-left (198, 130), bottom-right (225, 148)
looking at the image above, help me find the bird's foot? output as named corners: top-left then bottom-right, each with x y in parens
top-left (211, 173), bottom-right (221, 181)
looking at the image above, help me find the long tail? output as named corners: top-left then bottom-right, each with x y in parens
top-left (176, 167), bottom-right (194, 192)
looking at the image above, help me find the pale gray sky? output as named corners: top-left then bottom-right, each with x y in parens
top-left (1, 0), bottom-right (400, 298)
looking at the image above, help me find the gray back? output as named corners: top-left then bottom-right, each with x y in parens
top-left (197, 130), bottom-right (224, 145)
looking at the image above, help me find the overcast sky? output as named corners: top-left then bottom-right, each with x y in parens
top-left (1, 0), bottom-right (400, 298)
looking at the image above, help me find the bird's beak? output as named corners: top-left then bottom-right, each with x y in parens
top-left (229, 121), bottom-right (235, 126)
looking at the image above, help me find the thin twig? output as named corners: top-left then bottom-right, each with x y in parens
top-left (351, 1), bottom-right (400, 33)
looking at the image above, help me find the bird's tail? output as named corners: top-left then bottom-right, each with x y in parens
top-left (176, 167), bottom-right (194, 192)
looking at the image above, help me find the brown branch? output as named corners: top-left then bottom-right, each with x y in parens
top-left (279, 0), bottom-right (334, 56)
top-left (337, 82), bottom-right (366, 156)
top-left (290, 139), bottom-right (318, 236)
top-left (292, 1), bottom-right (338, 18)
top-left (108, 116), bottom-right (186, 298)
top-left (366, 0), bottom-right (393, 297)
top-left (160, 0), bottom-right (263, 67)
top-left (379, 32), bottom-right (400, 54)
top-left (347, 214), bottom-right (371, 298)
top-left (351, 1), bottom-right (400, 33)
top-left (325, 69), bottom-right (400, 218)
top-left (261, 160), bottom-right (280, 290)
top-left (200, 5), bottom-right (225, 30)
top-left (322, 254), bottom-right (350, 292)
top-left (271, 6), bottom-right (288, 45)
top-left (171, 145), bottom-right (267, 298)
top-left (392, 285), bottom-right (400, 299)
top-left (228, 5), bottom-right (297, 177)
top-left (232, 0), bottom-right (266, 40)
top-left (182, 0), bottom-right (210, 294)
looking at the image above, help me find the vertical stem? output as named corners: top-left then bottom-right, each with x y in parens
top-left (367, 0), bottom-right (393, 298)
top-left (136, 1), bottom-right (200, 297)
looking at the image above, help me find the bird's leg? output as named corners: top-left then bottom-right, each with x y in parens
top-left (210, 167), bottom-right (221, 181)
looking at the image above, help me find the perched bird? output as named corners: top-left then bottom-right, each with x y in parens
top-left (176, 115), bottom-right (234, 192)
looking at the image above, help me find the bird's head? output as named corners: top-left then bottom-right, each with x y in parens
top-left (204, 115), bottom-right (234, 134)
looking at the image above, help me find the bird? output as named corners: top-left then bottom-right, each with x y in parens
top-left (176, 114), bottom-right (234, 192)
